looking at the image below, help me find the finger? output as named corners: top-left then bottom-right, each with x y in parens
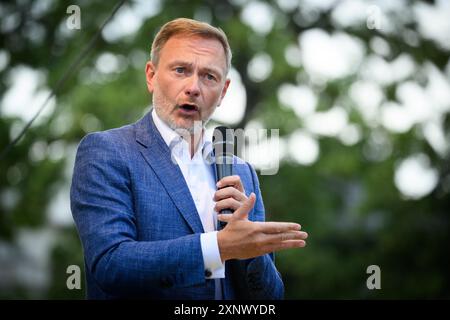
top-left (217, 213), bottom-right (233, 222)
top-left (215, 198), bottom-right (242, 212)
top-left (232, 192), bottom-right (256, 221)
top-left (216, 175), bottom-right (244, 193)
top-left (265, 231), bottom-right (308, 244)
top-left (265, 240), bottom-right (306, 253)
top-left (255, 221), bottom-right (302, 234)
top-left (214, 187), bottom-right (247, 202)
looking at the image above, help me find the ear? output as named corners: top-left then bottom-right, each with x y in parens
top-left (217, 78), bottom-right (231, 107)
top-left (145, 61), bottom-right (156, 93)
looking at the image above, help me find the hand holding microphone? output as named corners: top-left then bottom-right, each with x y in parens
top-left (213, 126), bottom-right (247, 229)
top-left (213, 126), bottom-right (308, 262)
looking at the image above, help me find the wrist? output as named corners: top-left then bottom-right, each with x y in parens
top-left (217, 230), bottom-right (231, 262)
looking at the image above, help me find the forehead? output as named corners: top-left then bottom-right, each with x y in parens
top-left (159, 35), bottom-right (227, 71)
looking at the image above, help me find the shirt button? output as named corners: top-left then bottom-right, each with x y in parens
top-left (205, 269), bottom-right (212, 278)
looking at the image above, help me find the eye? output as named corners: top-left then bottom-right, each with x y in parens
top-left (175, 67), bottom-right (184, 74)
top-left (206, 73), bottom-right (216, 81)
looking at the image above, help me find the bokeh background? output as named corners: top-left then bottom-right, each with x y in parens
top-left (1, 0), bottom-right (449, 299)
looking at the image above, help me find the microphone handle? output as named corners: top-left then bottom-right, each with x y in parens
top-left (216, 162), bottom-right (233, 180)
top-left (217, 194), bottom-right (234, 230)
top-left (216, 162), bottom-right (234, 230)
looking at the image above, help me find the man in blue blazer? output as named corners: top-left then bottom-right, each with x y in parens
top-left (70, 18), bottom-right (308, 299)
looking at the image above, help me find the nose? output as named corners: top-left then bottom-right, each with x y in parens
top-left (184, 75), bottom-right (200, 98)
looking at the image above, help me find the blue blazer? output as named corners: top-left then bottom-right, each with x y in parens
top-left (70, 112), bottom-right (284, 299)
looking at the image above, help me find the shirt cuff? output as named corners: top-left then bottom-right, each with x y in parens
top-left (200, 231), bottom-right (225, 279)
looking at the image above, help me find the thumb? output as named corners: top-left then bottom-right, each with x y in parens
top-left (232, 193), bottom-right (256, 221)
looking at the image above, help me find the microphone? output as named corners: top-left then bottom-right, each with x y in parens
top-left (213, 126), bottom-right (234, 229)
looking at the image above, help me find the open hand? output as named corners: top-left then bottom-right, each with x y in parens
top-left (217, 193), bottom-right (308, 262)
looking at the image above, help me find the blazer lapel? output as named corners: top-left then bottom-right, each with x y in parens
top-left (134, 112), bottom-right (205, 234)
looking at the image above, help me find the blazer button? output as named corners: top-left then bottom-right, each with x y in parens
top-left (205, 269), bottom-right (212, 278)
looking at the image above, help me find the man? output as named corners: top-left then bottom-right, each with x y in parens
top-left (70, 18), bottom-right (308, 299)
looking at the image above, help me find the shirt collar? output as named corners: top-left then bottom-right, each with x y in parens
top-left (151, 109), bottom-right (213, 158)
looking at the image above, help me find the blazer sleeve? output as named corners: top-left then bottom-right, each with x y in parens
top-left (244, 162), bottom-right (285, 299)
top-left (70, 132), bottom-right (206, 296)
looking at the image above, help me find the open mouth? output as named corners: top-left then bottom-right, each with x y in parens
top-left (179, 104), bottom-right (198, 112)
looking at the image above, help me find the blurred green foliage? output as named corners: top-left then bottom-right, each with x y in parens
top-left (0, 0), bottom-right (449, 299)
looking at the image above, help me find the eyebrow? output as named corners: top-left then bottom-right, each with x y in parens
top-left (168, 60), bottom-right (223, 79)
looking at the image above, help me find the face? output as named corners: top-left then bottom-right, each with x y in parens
top-left (145, 35), bottom-right (230, 133)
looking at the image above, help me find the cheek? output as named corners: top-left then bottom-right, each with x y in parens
top-left (164, 79), bottom-right (185, 98)
top-left (155, 79), bottom-right (177, 101)
top-left (207, 89), bottom-right (224, 106)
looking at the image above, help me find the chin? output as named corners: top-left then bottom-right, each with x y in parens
top-left (165, 118), bottom-right (192, 133)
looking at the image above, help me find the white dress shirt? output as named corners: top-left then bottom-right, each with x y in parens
top-left (151, 110), bottom-right (225, 298)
